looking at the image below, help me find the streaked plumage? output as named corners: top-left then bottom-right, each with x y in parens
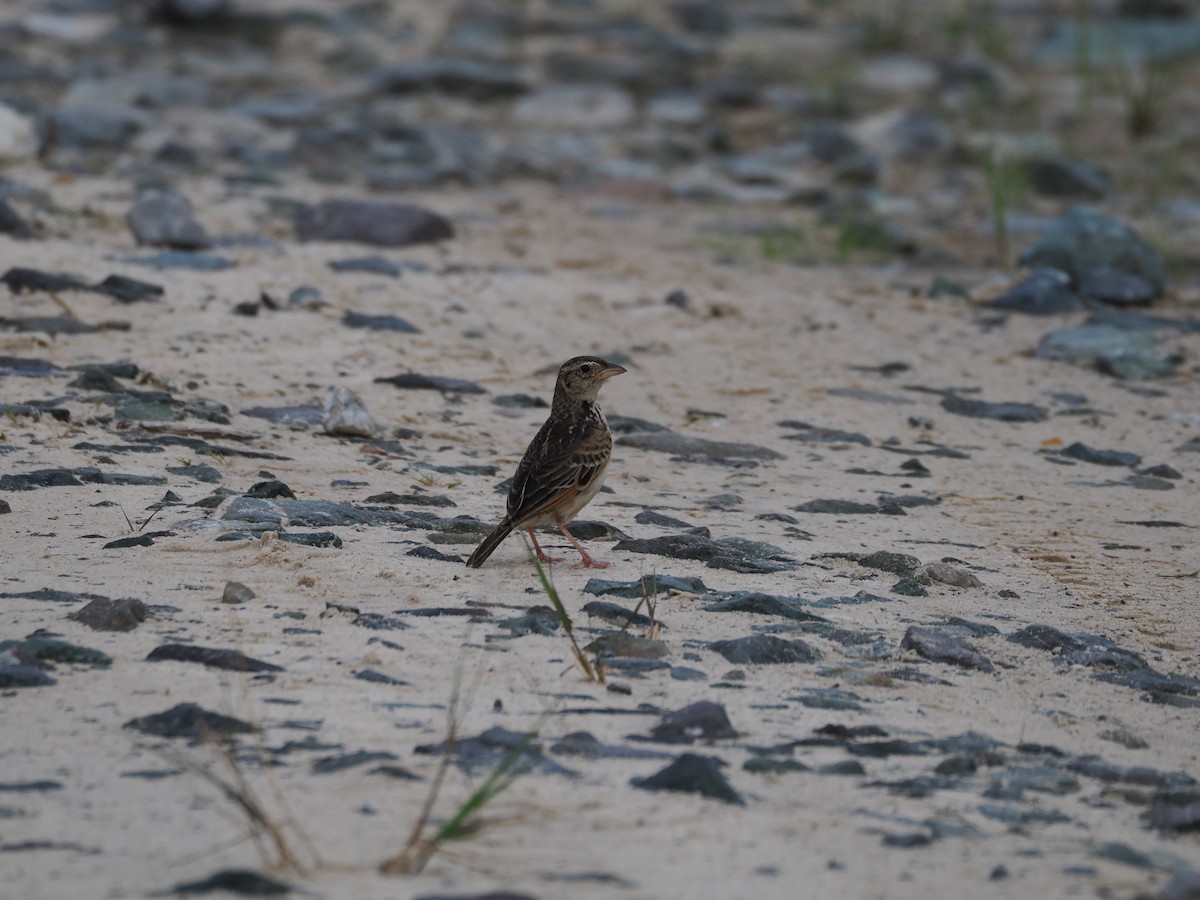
top-left (466, 356), bottom-right (626, 568)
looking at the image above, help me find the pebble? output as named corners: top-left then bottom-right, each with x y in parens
top-left (221, 581), bottom-right (255, 604)
top-left (127, 189), bottom-right (211, 249)
top-left (940, 394), bottom-right (1047, 422)
top-left (123, 703), bottom-right (256, 740)
top-left (67, 597), bottom-right (147, 631)
top-left (342, 312), bottom-right (420, 333)
top-left (374, 372), bottom-right (485, 394)
top-left (1019, 206), bottom-right (1165, 297)
top-left (708, 635), bottom-right (822, 665)
top-left (617, 430), bottom-right (784, 460)
top-left (989, 267), bottom-right (1084, 315)
top-left (146, 644), bottom-right (283, 673)
top-left (294, 199), bottom-right (454, 247)
top-left (901, 626), bottom-right (994, 672)
top-left (632, 753), bottom-right (744, 805)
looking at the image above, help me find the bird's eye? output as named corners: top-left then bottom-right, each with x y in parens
top-left (582, 363), bottom-right (596, 375)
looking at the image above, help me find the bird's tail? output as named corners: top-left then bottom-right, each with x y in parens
top-left (466, 521), bottom-right (515, 568)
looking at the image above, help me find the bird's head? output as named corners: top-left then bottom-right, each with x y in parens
top-left (556, 356), bottom-right (626, 401)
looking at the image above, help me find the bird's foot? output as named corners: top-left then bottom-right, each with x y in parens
top-left (572, 555), bottom-right (610, 569)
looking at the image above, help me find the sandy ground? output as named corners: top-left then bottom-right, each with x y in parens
top-left (2, 172), bottom-right (1200, 900)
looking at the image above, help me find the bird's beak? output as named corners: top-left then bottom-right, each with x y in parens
top-left (596, 364), bottom-right (627, 381)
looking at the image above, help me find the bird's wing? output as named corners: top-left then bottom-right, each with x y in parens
top-left (506, 415), bottom-right (611, 525)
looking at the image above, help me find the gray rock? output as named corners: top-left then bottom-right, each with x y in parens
top-left (583, 574), bottom-right (708, 599)
top-left (918, 562), bottom-right (984, 588)
top-left (617, 430), bottom-right (783, 460)
top-left (1019, 206), bottom-right (1165, 297)
top-left (514, 84), bottom-right (637, 130)
top-left (901, 626), bottom-right (994, 672)
top-left (221, 581), bottom-right (254, 604)
top-left (1077, 266), bottom-right (1157, 306)
top-left (1061, 442), bottom-right (1141, 467)
top-left (941, 394), bottom-right (1047, 422)
top-left (67, 597), bottom-right (147, 631)
top-left (322, 387), bottom-right (381, 437)
top-left (632, 753), bottom-right (744, 805)
top-left (1025, 155), bottom-right (1110, 200)
top-left (295, 200), bottom-right (453, 247)
top-left (989, 267), bottom-right (1083, 315)
top-left (127, 189), bottom-right (211, 250)
top-left (146, 644), bottom-right (282, 673)
top-left (51, 102), bottom-right (146, 151)
top-left (342, 312), bottom-right (419, 333)
top-left (371, 58), bottom-right (527, 101)
top-left (702, 592), bottom-right (829, 623)
top-left (708, 635), bottom-right (822, 665)
top-left (1036, 323), bottom-right (1178, 379)
top-left (123, 251), bottom-right (234, 271)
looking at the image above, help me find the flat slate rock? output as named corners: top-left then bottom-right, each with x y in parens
top-left (901, 626), bottom-right (994, 672)
top-left (618, 430), bottom-right (783, 460)
top-left (295, 199), bottom-right (454, 247)
top-left (1060, 441), bottom-right (1141, 466)
top-left (67, 597), bottom-right (148, 631)
top-left (645, 701), bottom-right (737, 744)
top-left (550, 731), bottom-right (672, 760)
top-left (708, 635), bottom-right (822, 665)
top-left (1, 587), bottom-right (109, 604)
top-left (941, 394), bottom-right (1047, 422)
top-left (989, 267), bottom-right (1083, 315)
top-left (241, 404), bottom-right (325, 426)
top-left (702, 592), bottom-right (830, 623)
top-left (124, 703), bottom-right (256, 740)
top-left (94, 274), bottom-right (164, 303)
top-left (632, 753), bottom-right (744, 805)
top-left (374, 372), bottom-right (485, 393)
top-left (146, 644), bottom-right (283, 673)
top-left (1019, 205), bottom-right (1165, 295)
top-left (0, 636), bottom-right (111, 669)
top-left (583, 574), bottom-right (708, 598)
top-left (164, 869), bottom-right (291, 896)
top-left (329, 256), bottom-right (402, 277)
top-left (123, 251), bottom-right (234, 271)
top-left (0, 356), bottom-right (65, 377)
top-left (794, 498), bottom-right (906, 515)
top-left (1, 267), bottom-right (91, 294)
top-left (342, 311), bottom-right (420, 332)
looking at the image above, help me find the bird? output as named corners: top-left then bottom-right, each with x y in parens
top-left (466, 356), bottom-right (626, 569)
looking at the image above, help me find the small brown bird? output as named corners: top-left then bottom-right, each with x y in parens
top-left (466, 356), bottom-right (626, 569)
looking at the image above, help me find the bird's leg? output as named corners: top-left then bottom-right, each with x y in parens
top-left (557, 521), bottom-right (610, 569)
top-left (526, 527), bottom-right (563, 564)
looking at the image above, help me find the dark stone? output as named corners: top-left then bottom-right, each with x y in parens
top-left (0, 198), bottom-right (35, 239)
top-left (580, 601), bottom-right (659, 629)
top-left (901, 626), bottom-right (994, 672)
top-left (793, 499), bottom-right (905, 515)
top-left (328, 256), bottom-right (402, 277)
top-left (941, 394), bottom-right (1047, 422)
top-left (241, 405), bottom-right (325, 427)
top-left (355, 669), bottom-right (407, 686)
top-left (311, 750), bottom-right (399, 775)
top-left (702, 592), bottom-right (829, 623)
top-left (1144, 798), bottom-right (1200, 833)
top-left (0, 663), bottom-right (55, 688)
top-left (989, 267), bottom-right (1083, 315)
top-left (127, 189), bottom-right (211, 249)
top-left (492, 393), bottom-right (548, 409)
top-left (1025, 155), bottom-right (1110, 200)
top-left (1066, 754), bottom-right (1195, 788)
top-left (1007, 624), bottom-right (1149, 671)
top-left (342, 312), bottom-right (420, 333)
top-left (708, 635), bottom-right (821, 665)
top-left (245, 480), bottom-right (296, 499)
top-left (165, 869), bottom-right (290, 896)
top-left (777, 421), bottom-right (872, 445)
top-left (406, 545), bottom-right (463, 563)
top-left (415, 726), bottom-right (575, 778)
top-left (374, 372), bottom-right (485, 394)
top-left (146, 644), bottom-right (283, 673)
top-left (0, 587), bottom-right (109, 604)
top-left (632, 753), bottom-right (744, 805)
top-left (583, 574), bottom-right (708, 599)
top-left (123, 703), bottom-right (256, 740)
top-left (67, 597), bottom-right (147, 631)
top-left (0, 636), bottom-right (111, 669)
top-left (635, 509), bottom-right (694, 528)
top-left (646, 701), bottom-right (737, 744)
top-left (365, 492), bottom-right (455, 508)
top-left (1, 267), bottom-right (90, 294)
top-left (0, 469), bottom-right (83, 491)
top-left (1019, 205), bottom-right (1165, 297)
top-left (744, 757), bottom-right (811, 775)
top-left (104, 532), bottom-right (173, 549)
top-left (278, 531), bottom-right (342, 549)
top-left (68, 368), bottom-right (126, 392)
top-left (857, 551), bottom-right (921, 574)
top-left (1037, 322), bottom-right (1178, 380)
top-left (1141, 463), bottom-right (1181, 479)
top-left (124, 251), bottom-right (234, 271)
top-left (496, 606), bottom-right (560, 637)
top-left (168, 464), bottom-right (222, 483)
top-left (1060, 441), bottom-right (1141, 466)
top-left (0, 356), bottom-right (64, 377)
top-left (617, 430), bottom-right (784, 460)
top-left (1077, 266), bottom-right (1158, 306)
top-left (372, 58), bottom-right (527, 101)
top-left (550, 732), bottom-right (672, 761)
top-left (295, 200), bottom-right (453, 247)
